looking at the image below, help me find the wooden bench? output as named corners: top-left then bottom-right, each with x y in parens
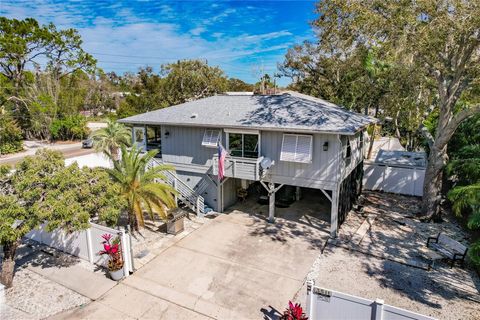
top-left (426, 233), bottom-right (468, 268)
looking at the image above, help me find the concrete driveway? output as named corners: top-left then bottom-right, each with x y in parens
top-left (52, 209), bottom-right (328, 319)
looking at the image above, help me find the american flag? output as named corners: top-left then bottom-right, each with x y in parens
top-left (218, 144), bottom-right (227, 181)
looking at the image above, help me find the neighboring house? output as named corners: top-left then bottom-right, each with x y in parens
top-left (118, 91), bottom-right (376, 237)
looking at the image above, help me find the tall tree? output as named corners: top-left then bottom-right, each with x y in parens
top-left (0, 149), bottom-right (124, 287)
top-left (226, 78), bottom-right (254, 92)
top-left (0, 17), bottom-right (96, 132)
top-left (160, 60), bottom-right (227, 105)
top-left (91, 119), bottom-right (131, 161)
top-left (107, 145), bottom-right (176, 231)
top-left (284, 0), bottom-right (480, 220)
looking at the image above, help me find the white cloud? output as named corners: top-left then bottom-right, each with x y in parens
top-left (0, 0), bottom-right (311, 83)
top-left (190, 27), bottom-right (206, 36)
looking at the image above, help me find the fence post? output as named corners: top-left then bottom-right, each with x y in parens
top-left (86, 226), bottom-right (94, 264)
top-left (306, 280), bottom-right (315, 320)
top-left (0, 283), bottom-right (4, 312)
top-left (119, 228), bottom-right (130, 277)
top-left (374, 299), bottom-right (384, 320)
top-left (126, 225), bottom-right (134, 272)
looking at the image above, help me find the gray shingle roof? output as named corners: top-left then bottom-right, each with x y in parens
top-left (118, 91), bottom-right (377, 135)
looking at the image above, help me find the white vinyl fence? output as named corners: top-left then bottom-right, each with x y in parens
top-left (363, 162), bottom-right (425, 196)
top-left (25, 222), bottom-right (133, 276)
top-left (306, 281), bottom-right (436, 320)
top-left (0, 283), bottom-right (4, 308)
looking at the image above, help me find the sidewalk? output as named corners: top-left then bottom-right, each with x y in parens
top-left (1, 242), bottom-right (116, 319)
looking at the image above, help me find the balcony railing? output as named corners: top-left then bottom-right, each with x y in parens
top-left (212, 155), bottom-right (264, 181)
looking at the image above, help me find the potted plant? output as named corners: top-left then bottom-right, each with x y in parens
top-left (280, 301), bottom-right (308, 320)
top-left (99, 233), bottom-right (124, 280)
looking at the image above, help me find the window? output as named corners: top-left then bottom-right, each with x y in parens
top-left (227, 133), bottom-right (259, 158)
top-left (134, 127), bottom-right (145, 144)
top-left (146, 127), bottom-right (161, 153)
top-left (342, 136), bottom-right (352, 166)
top-left (280, 134), bottom-right (313, 163)
top-left (133, 127), bottom-right (146, 151)
top-left (202, 129), bottom-right (220, 147)
top-left (343, 137), bottom-right (351, 159)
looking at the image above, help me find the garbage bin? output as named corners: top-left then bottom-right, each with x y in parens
top-left (166, 208), bottom-right (186, 235)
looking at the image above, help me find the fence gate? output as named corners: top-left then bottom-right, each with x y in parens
top-left (306, 281), bottom-right (436, 320)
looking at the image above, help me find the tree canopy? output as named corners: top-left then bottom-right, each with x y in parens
top-left (0, 149), bottom-right (125, 287)
top-left (282, 0), bottom-right (480, 220)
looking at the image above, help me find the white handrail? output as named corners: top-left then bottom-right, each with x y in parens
top-left (148, 158), bottom-right (205, 216)
top-left (212, 155), bottom-right (264, 180)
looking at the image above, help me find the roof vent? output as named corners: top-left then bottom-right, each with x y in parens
top-left (191, 113), bottom-right (198, 119)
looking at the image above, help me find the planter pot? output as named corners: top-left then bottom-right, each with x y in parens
top-left (109, 268), bottom-right (124, 281)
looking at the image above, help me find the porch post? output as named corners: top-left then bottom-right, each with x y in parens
top-left (330, 184), bottom-right (340, 238)
top-left (143, 125), bottom-right (147, 152)
top-left (295, 186), bottom-right (301, 201)
top-left (217, 182), bottom-right (223, 213)
top-left (268, 182), bottom-right (275, 223)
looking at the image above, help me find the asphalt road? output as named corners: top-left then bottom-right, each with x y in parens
top-left (0, 145), bottom-right (96, 166)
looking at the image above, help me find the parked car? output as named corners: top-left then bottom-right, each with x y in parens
top-left (82, 138), bottom-right (94, 148)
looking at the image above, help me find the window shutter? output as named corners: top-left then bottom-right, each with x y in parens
top-left (295, 135), bottom-right (312, 163)
top-left (280, 134), bottom-right (297, 162)
top-left (280, 134), bottom-right (312, 163)
top-left (202, 129), bottom-right (220, 147)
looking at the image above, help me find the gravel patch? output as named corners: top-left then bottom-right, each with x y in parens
top-left (314, 245), bottom-right (479, 320)
top-left (2, 268), bottom-right (90, 320)
top-left (304, 191), bottom-right (480, 320)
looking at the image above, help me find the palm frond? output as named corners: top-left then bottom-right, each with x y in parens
top-left (106, 144), bottom-right (176, 230)
top-left (447, 183), bottom-right (480, 217)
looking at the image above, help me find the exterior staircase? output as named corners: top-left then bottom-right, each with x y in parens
top-left (148, 158), bottom-right (205, 216)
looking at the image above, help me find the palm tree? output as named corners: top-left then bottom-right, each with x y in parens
top-left (91, 119), bottom-right (131, 161)
top-left (107, 145), bottom-right (176, 231)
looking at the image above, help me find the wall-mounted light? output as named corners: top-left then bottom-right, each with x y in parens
top-left (165, 131), bottom-right (170, 137)
top-left (323, 141), bottom-right (329, 151)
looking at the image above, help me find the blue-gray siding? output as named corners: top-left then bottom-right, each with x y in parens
top-left (161, 125), bottom-right (364, 192)
top-left (175, 170), bottom-right (218, 211)
top-left (260, 131), bottom-right (341, 189)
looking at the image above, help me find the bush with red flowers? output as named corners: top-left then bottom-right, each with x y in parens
top-left (280, 301), bottom-right (308, 320)
top-left (98, 233), bottom-right (124, 271)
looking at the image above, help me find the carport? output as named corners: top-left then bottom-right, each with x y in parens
top-left (222, 181), bottom-right (333, 239)
top-left (222, 161), bottom-right (364, 238)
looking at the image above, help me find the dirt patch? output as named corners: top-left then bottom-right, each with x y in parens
top-left (309, 191), bottom-right (480, 320)
top-left (315, 245), bottom-right (479, 320)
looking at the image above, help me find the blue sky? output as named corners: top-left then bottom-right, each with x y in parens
top-left (1, 0), bottom-right (317, 85)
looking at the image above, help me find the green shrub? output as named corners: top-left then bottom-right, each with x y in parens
top-left (0, 114), bottom-right (23, 154)
top-left (50, 115), bottom-right (89, 140)
top-left (0, 164), bottom-right (11, 177)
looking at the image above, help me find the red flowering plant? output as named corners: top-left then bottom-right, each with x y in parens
top-left (280, 301), bottom-right (308, 320)
top-left (98, 233), bottom-right (123, 272)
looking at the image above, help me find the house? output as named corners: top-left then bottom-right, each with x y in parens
top-left (118, 91), bottom-right (376, 237)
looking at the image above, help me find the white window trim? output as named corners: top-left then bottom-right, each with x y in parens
top-left (280, 133), bottom-right (313, 164)
top-left (201, 129), bottom-right (221, 148)
top-left (343, 136), bottom-right (352, 160)
top-left (224, 128), bottom-right (260, 135)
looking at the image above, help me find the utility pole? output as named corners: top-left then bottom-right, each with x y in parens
top-left (273, 73), bottom-right (281, 94)
top-left (260, 61), bottom-right (265, 94)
